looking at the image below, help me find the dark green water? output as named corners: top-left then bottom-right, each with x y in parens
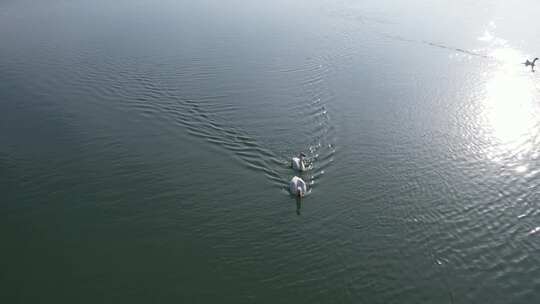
top-left (2, 0), bottom-right (540, 302)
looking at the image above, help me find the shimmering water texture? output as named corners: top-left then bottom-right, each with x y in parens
top-left (1, 0), bottom-right (540, 303)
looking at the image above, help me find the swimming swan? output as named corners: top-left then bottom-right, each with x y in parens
top-left (523, 58), bottom-right (538, 71)
top-left (289, 176), bottom-right (307, 197)
top-left (291, 152), bottom-right (307, 171)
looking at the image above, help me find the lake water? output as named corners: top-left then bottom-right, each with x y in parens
top-left (1, 0), bottom-right (540, 302)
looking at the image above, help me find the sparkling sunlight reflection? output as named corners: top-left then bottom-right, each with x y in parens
top-left (477, 25), bottom-right (540, 169)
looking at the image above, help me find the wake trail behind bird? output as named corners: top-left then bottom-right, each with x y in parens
top-left (150, 59), bottom-right (337, 193)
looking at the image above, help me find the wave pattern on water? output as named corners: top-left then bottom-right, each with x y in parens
top-left (285, 58), bottom-right (337, 190)
top-left (380, 33), bottom-right (491, 59)
top-left (70, 52), bottom-right (338, 193)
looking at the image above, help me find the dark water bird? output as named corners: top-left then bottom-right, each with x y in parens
top-left (523, 58), bottom-right (538, 72)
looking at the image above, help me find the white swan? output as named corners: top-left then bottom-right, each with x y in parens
top-left (289, 176), bottom-right (307, 197)
top-left (291, 153), bottom-right (307, 171)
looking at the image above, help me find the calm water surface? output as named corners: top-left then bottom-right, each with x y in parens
top-left (1, 0), bottom-right (540, 303)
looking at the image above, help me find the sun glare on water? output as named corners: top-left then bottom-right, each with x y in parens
top-left (476, 25), bottom-right (540, 170)
top-left (484, 54), bottom-right (536, 144)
